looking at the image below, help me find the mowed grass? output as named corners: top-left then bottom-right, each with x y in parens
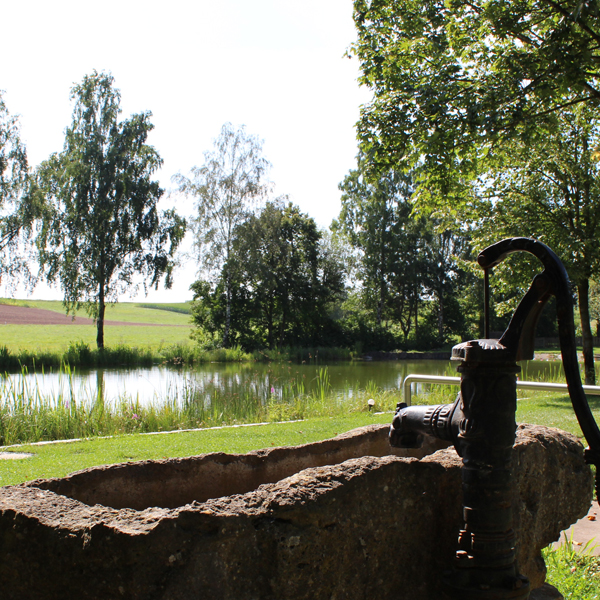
top-left (3, 387), bottom-right (599, 487)
top-left (0, 297), bottom-right (192, 324)
top-left (0, 298), bottom-right (193, 352)
top-left (0, 412), bottom-right (392, 486)
top-left (516, 391), bottom-right (600, 438)
top-left (0, 324), bottom-right (193, 352)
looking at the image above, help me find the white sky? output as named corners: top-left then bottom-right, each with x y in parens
top-left (0, 0), bottom-right (369, 302)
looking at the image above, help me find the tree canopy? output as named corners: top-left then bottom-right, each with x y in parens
top-left (174, 123), bottom-right (270, 347)
top-left (34, 71), bottom-right (186, 348)
top-left (191, 200), bottom-right (346, 350)
top-left (335, 160), bottom-right (476, 345)
top-left (0, 91), bottom-right (34, 285)
top-left (474, 102), bottom-right (600, 381)
top-left (350, 0), bottom-right (600, 365)
top-left (352, 0), bottom-right (600, 206)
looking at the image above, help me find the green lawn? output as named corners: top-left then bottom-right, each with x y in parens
top-left (0, 412), bottom-right (392, 486)
top-left (2, 388), bottom-right (598, 487)
top-left (0, 297), bottom-right (192, 324)
top-left (0, 323), bottom-right (193, 352)
top-left (0, 298), bottom-right (193, 351)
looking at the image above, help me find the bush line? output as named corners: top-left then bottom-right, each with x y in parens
top-left (0, 342), bottom-right (355, 372)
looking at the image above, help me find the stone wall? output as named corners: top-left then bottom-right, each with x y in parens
top-left (0, 423), bottom-right (592, 600)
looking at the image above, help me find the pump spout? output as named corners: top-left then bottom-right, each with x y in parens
top-left (390, 399), bottom-right (463, 450)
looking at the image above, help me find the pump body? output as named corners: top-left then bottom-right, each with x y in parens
top-left (390, 238), bottom-right (600, 600)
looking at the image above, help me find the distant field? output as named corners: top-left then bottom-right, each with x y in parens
top-left (0, 298), bottom-right (191, 324)
top-left (0, 298), bottom-right (193, 351)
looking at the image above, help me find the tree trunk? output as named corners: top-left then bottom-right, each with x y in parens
top-left (437, 290), bottom-right (444, 344)
top-left (96, 291), bottom-right (105, 349)
top-left (377, 278), bottom-right (384, 327)
top-left (223, 269), bottom-right (231, 348)
top-left (414, 290), bottom-right (418, 339)
top-left (267, 300), bottom-right (274, 349)
top-left (377, 237), bottom-right (386, 327)
top-left (578, 280), bottom-right (596, 385)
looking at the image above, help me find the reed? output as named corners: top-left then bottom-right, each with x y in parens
top-left (2, 361), bottom-right (598, 447)
top-left (0, 342), bottom-right (255, 372)
top-left (0, 366), bottom-right (401, 445)
top-left (0, 341), bottom-right (356, 371)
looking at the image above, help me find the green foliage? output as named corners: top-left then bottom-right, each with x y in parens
top-left (472, 103), bottom-right (600, 382)
top-left (190, 200), bottom-right (347, 350)
top-left (174, 122), bottom-right (270, 347)
top-left (543, 534), bottom-right (600, 600)
top-left (349, 0), bottom-right (600, 359)
top-left (0, 342), bottom-right (155, 371)
top-left (33, 71), bottom-right (186, 349)
top-left (335, 164), bottom-right (422, 336)
top-left (0, 340), bottom-right (258, 371)
top-left (351, 0), bottom-right (600, 206)
top-left (334, 162), bottom-right (478, 346)
top-left (0, 91), bottom-right (34, 285)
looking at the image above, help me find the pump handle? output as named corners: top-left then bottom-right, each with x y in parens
top-left (478, 238), bottom-right (600, 484)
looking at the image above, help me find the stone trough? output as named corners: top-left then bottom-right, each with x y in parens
top-left (0, 423), bottom-right (592, 599)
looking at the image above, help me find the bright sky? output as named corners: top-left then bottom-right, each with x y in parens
top-left (0, 0), bottom-right (369, 302)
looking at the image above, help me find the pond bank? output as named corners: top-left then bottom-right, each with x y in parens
top-left (363, 351), bottom-right (451, 360)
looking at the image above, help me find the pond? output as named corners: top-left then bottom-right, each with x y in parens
top-left (0, 358), bottom-right (565, 409)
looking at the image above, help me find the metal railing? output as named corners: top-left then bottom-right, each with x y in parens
top-left (402, 374), bottom-right (600, 406)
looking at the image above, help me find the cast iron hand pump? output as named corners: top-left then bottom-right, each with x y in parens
top-left (390, 237), bottom-right (600, 600)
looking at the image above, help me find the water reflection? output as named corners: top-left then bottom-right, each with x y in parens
top-left (0, 359), bottom-right (567, 408)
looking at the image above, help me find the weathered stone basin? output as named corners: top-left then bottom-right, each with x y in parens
top-left (0, 423), bottom-right (592, 599)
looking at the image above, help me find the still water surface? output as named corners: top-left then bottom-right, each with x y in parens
top-left (1, 359), bottom-right (564, 408)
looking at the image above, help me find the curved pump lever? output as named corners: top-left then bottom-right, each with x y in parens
top-left (479, 237), bottom-right (600, 495)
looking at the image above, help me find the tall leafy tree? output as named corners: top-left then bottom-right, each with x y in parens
top-left (336, 160), bottom-right (476, 345)
top-left (350, 0), bottom-right (600, 362)
top-left (0, 91), bottom-right (34, 285)
top-left (335, 163), bottom-right (417, 330)
top-left (335, 163), bottom-right (431, 342)
top-left (34, 72), bottom-right (186, 348)
top-left (191, 201), bottom-right (345, 350)
top-left (351, 0), bottom-right (600, 209)
top-left (477, 103), bottom-right (600, 382)
top-left (174, 123), bottom-right (270, 347)
top-left (419, 228), bottom-right (475, 343)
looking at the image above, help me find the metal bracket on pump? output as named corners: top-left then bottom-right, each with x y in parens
top-left (389, 237), bottom-right (600, 600)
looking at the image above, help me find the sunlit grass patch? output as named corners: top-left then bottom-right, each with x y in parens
top-left (0, 298), bottom-right (192, 325)
top-left (543, 533), bottom-right (600, 600)
top-left (0, 412), bottom-right (393, 486)
top-left (0, 323), bottom-right (192, 353)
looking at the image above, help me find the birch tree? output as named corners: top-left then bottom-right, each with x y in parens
top-left (35, 72), bottom-right (186, 348)
top-left (174, 123), bottom-right (270, 347)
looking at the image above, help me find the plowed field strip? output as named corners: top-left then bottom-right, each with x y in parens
top-left (0, 304), bottom-right (182, 326)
